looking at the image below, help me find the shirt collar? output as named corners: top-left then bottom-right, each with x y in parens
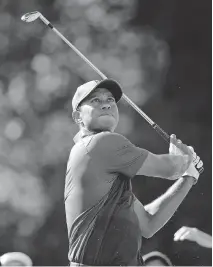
top-left (73, 128), bottom-right (105, 143)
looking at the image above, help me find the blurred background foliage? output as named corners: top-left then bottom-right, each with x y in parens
top-left (0, 0), bottom-right (211, 265)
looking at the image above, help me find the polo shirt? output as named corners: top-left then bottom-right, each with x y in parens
top-left (64, 130), bottom-right (149, 266)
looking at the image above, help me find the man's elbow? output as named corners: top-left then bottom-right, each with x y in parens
top-left (142, 218), bottom-right (159, 239)
top-left (141, 222), bottom-right (156, 239)
top-left (142, 228), bottom-right (155, 239)
top-left (141, 208), bottom-right (157, 238)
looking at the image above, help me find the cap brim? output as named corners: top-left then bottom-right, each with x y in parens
top-left (75, 79), bottom-right (123, 111)
top-left (94, 79), bottom-right (123, 103)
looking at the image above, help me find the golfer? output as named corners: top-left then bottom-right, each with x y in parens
top-left (64, 79), bottom-right (203, 266)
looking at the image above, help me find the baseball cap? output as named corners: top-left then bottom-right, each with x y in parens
top-left (72, 79), bottom-right (123, 111)
top-left (143, 251), bottom-right (173, 266)
top-left (0, 252), bottom-right (33, 266)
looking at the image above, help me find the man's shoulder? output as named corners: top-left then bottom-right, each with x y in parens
top-left (69, 140), bottom-right (87, 160)
top-left (70, 132), bottom-right (129, 154)
top-left (85, 132), bottom-right (130, 153)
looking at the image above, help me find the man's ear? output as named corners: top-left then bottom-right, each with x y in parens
top-left (72, 110), bottom-right (82, 125)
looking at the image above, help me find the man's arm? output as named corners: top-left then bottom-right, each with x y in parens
top-left (136, 152), bottom-right (190, 179)
top-left (136, 134), bottom-right (193, 179)
top-left (134, 176), bottom-right (194, 238)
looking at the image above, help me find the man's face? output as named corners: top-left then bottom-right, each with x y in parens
top-left (75, 88), bottom-right (119, 132)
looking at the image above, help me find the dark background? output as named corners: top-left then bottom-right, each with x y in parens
top-left (0, 0), bottom-right (211, 265)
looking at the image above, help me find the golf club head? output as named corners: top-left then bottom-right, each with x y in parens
top-left (21, 11), bottom-right (41, 22)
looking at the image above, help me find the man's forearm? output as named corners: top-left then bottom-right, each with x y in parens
top-left (137, 153), bottom-right (191, 180)
top-left (144, 176), bottom-right (194, 237)
top-left (196, 229), bottom-right (212, 248)
top-left (168, 155), bottom-right (191, 180)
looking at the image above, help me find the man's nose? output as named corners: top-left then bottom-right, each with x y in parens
top-left (101, 102), bottom-right (111, 110)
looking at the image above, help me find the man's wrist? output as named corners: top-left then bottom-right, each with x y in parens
top-left (193, 228), bottom-right (202, 245)
top-left (182, 175), bottom-right (197, 185)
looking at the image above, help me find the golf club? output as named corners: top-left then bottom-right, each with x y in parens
top-left (21, 11), bottom-right (204, 174)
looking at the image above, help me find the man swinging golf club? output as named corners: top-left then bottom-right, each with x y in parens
top-left (64, 79), bottom-right (203, 266)
top-left (21, 11), bottom-right (204, 266)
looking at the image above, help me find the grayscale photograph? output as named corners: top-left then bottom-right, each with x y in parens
top-left (0, 0), bottom-right (211, 266)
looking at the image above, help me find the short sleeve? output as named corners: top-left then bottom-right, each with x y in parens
top-left (87, 132), bottom-right (149, 178)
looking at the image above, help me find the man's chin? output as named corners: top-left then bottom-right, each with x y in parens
top-left (96, 125), bottom-right (115, 132)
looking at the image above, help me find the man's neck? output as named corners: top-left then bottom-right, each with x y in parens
top-left (73, 128), bottom-right (112, 143)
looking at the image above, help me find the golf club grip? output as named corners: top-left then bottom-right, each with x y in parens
top-left (153, 124), bottom-right (204, 174)
top-left (198, 166), bottom-right (204, 174)
top-left (152, 123), bottom-right (170, 143)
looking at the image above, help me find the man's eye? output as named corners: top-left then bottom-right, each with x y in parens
top-left (108, 97), bottom-right (115, 102)
top-left (91, 98), bottom-right (100, 103)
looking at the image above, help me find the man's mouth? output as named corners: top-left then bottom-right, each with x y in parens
top-left (100, 113), bottom-right (113, 117)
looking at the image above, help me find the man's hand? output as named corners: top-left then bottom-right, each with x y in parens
top-left (169, 134), bottom-right (203, 178)
top-left (174, 226), bottom-right (212, 248)
top-left (183, 147), bottom-right (203, 184)
top-left (169, 134), bottom-right (193, 161)
top-left (189, 146), bottom-right (204, 174)
top-left (174, 226), bottom-right (198, 242)
top-left (168, 134), bottom-right (193, 179)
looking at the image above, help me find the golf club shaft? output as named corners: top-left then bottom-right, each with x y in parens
top-left (38, 14), bottom-right (203, 173)
top-left (39, 14), bottom-right (170, 142)
top-left (40, 15), bottom-right (107, 80)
